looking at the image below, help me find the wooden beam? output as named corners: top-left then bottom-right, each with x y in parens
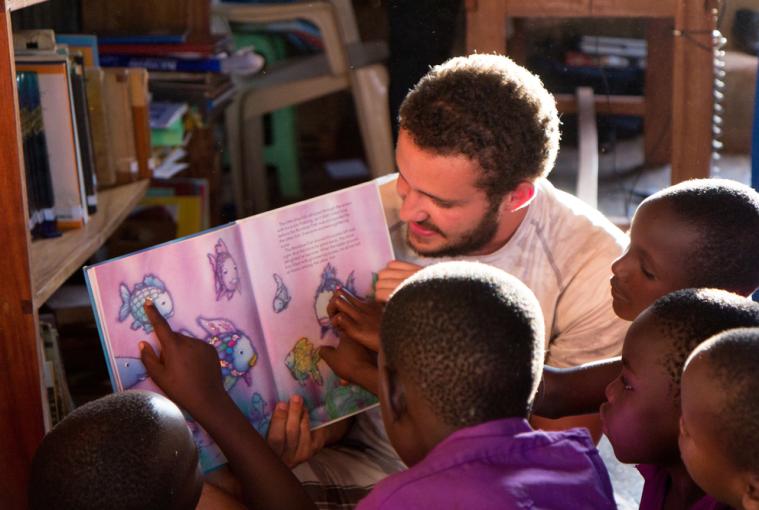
top-left (505, 0), bottom-right (677, 18)
top-left (644, 18), bottom-right (674, 166)
top-left (555, 94), bottom-right (645, 116)
top-left (0, 4), bottom-right (45, 508)
top-left (671, 0), bottom-right (716, 182)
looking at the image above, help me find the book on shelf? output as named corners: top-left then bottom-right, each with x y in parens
top-left (100, 47), bottom-right (264, 75)
top-left (56, 33), bottom-right (100, 67)
top-left (102, 68), bottom-right (139, 184)
top-left (150, 101), bottom-right (188, 130)
top-left (85, 67), bottom-right (118, 187)
top-left (16, 70), bottom-right (60, 238)
top-left (16, 55), bottom-right (89, 230)
top-left (98, 34), bottom-right (232, 58)
top-left (128, 68), bottom-right (153, 180)
top-left (84, 181), bottom-right (392, 471)
top-left (69, 53), bottom-right (98, 214)
top-left (97, 32), bottom-right (189, 45)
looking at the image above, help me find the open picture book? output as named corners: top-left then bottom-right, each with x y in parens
top-left (85, 181), bottom-right (394, 471)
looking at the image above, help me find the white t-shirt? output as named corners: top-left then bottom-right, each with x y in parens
top-left (381, 175), bottom-right (629, 367)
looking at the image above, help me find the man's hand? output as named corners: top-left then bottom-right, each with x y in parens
top-left (266, 395), bottom-right (328, 468)
top-left (375, 261), bottom-right (423, 302)
top-left (139, 300), bottom-right (226, 419)
top-left (319, 336), bottom-right (379, 395)
top-left (327, 289), bottom-right (383, 352)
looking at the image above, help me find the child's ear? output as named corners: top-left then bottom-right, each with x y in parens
top-left (742, 473), bottom-right (759, 510)
top-left (380, 364), bottom-right (407, 422)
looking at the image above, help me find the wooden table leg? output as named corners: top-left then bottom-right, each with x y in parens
top-left (671, 0), bottom-right (717, 182)
top-left (466, 0), bottom-right (508, 54)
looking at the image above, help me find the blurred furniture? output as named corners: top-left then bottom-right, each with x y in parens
top-left (215, 0), bottom-right (395, 216)
top-left (466, 0), bottom-right (718, 184)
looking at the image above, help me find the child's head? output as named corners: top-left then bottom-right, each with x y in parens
top-left (611, 178), bottom-right (759, 320)
top-left (378, 261), bottom-right (545, 466)
top-left (680, 327), bottom-right (759, 510)
top-left (29, 390), bottom-right (203, 510)
top-left (600, 289), bottom-right (759, 466)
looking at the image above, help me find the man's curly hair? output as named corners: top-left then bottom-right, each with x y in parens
top-left (399, 54), bottom-right (560, 202)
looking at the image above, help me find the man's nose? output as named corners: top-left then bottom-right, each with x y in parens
top-left (399, 191), bottom-right (427, 223)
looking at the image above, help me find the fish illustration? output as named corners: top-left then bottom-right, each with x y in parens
top-left (114, 356), bottom-right (148, 390)
top-left (325, 378), bottom-right (378, 419)
top-left (272, 273), bottom-right (291, 313)
top-left (285, 337), bottom-right (323, 386)
top-left (197, 317), bottom-right (257, 391)
top-left (313, 263), bottom-right (356, 338)
top-left (118, 275), bottom-right (174, 333)
top-left (248, 393), bottom-right (271, 435)
top-left (208, 239), bottom-right (241, 301)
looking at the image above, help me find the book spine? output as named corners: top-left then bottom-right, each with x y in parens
top-left (100, 54), bottom-right (222, 73)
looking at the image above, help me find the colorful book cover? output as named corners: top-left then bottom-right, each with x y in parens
top-left (84, 181), bottom-right (392, 471)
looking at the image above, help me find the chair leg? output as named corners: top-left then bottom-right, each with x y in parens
top-left (350, 64), bottom-right (395, 178)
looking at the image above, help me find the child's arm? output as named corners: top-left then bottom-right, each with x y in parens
top-left (139, 302), bottom-right (316, 510)
top-left (319, 335), bottom-right (379, 395)
top-left (532, 357), bottom-right (622, 419)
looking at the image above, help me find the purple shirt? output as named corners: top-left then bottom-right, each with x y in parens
top-left (357, 418), bottom-right (616, 510)
top-left (637, 464), bottom-right (733, 510)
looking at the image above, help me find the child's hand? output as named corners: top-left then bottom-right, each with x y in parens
top-left (140, 300), bottom-right (227, 418)
top-left (266, 395), bottom-right (328, 468)
top-left (319, 336), bottom-right (378, 395)
top-left (375, 261), bottom-right (423, 302)
top-left (327, 288), bottom-right (383, 352)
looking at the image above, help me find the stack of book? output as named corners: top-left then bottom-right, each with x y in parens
top-left (150, 101), bottom-right (189, 179)
top-left (14, 30), bottom-right (154, 235)
top-left (98, 33), bottom-right (264, 118)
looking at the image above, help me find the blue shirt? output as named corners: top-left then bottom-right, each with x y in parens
top-left (357, 417), bottom-right (616, 509)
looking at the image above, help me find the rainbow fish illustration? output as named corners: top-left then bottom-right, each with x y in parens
top-left (272, 273), bottom-right (291, 313)
top-left (208, 239), bottom-right (241, 301)
top-left (118, 275), bottom-right (174, 333)
top-left (196, 317), bottom-right (258, 391)
top-left (313, 263), bottom-right (356, 338)
top-left (285, 337), bottom-right (323, 386)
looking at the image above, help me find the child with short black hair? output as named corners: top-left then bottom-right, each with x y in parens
top-left (599, 289), bottom-right (759, 509)
top-left (535, 177), bottom-right (759, 419)
top-left (28, 391), bottom-right (204, 510)
top-left (680, 327), bottom-right (759, 510)
top-left (140, 261), bottom-right (617, 509)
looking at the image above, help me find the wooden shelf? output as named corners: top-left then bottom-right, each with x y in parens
top-left (31, 179), bottom-right (149, 307)
top-left (5, 0), bottom-right (48, 12)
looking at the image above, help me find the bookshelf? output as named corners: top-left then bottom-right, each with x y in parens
top-left (0, 1), bottom-right (149, 506)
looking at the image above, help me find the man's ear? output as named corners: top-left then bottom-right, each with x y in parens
top-left (380, 364), bottom-right (407, 422)
top-left (742, 473), bottom-right (759, 510)
top-left (500, 181), bottom-right (535, 213)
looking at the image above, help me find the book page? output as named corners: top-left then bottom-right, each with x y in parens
top-left (85, 223), bottom-right (276, 471)
top-left (238, 181), bottom-right (394, 427)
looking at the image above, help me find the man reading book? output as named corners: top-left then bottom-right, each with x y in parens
top-left (275, 53), bottom-right (628, 506)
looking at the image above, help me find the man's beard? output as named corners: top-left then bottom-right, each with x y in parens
top-left (407, 200), bottom-right (501, 258)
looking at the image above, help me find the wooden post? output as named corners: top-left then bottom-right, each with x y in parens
top-left (671, 0), bottom-right (716, 182)
top-left (466, 0), bottom-right (508, 54)
top-left (644, 18), bottom-right (674, 167)
top-left (0, 4), bottom-right (45, 508)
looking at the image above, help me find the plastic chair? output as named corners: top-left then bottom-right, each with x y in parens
top-left (214, 0), bottom-right (395, 215)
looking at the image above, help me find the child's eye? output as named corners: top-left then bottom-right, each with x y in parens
top-left (640, 265), bottom-right (655, 280)
top-left (620, 375), bottom-right (633, 391)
